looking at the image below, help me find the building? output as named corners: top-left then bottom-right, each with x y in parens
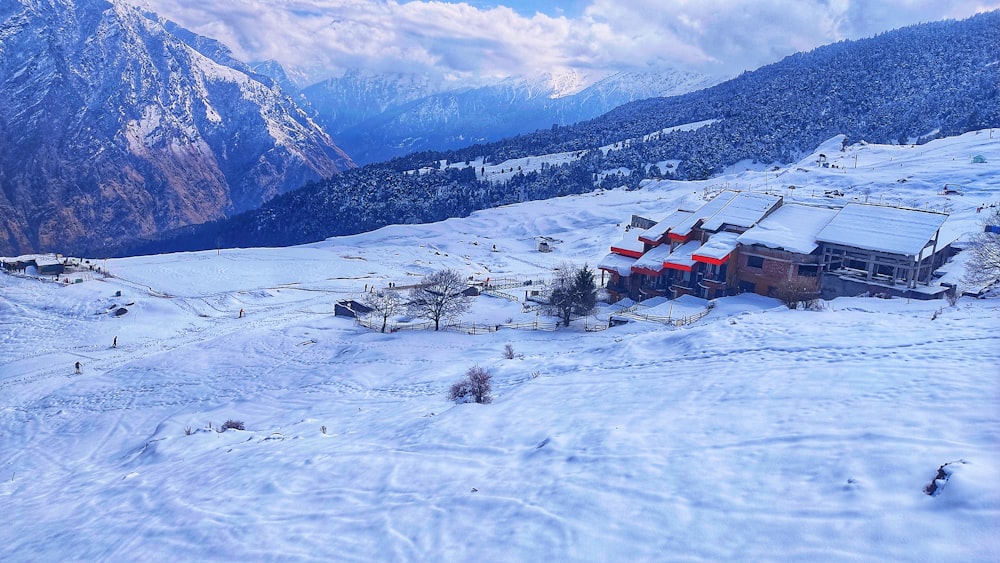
top-left (734, 203), bottom-right (839, 297)
top-left (1, 254), bottom-right (65, 276)
top-left (599, 191), bottom-right (955, 302)
top-left (814, 203), bottom-right (952, 299)
top-left (599, 191), bottom-right (783, 301)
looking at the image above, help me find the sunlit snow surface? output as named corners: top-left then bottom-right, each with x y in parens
top-left (2, 132), bottom-right (999, 560)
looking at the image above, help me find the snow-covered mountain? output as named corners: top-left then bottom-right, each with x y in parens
top-left (144, 12), bottom-right (996, 257)
top-left (299, 69), bottom-right (451, 139)
top-left (302, 68), bottom-right (720, 165)
top-left (1, 131), bottom-right (997, 560)
top-left (0, 0), bottom-right (355, 256)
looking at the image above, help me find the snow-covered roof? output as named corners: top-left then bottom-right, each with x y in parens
top-left (700, 192), bottom-right (782, 232)
top-left (738, 204), bottom-right (839, 255)
top-left (610, 231), bottom-right (646, 257)
top-left (33, 255), bottom-right (62, 267)
top-left (816, 203), bottom-right (948, 256)
top-left (671, 191), bottom-right (738, 237)
top-left (639, 209), bottom-right (694, 244)
top-left (632, 243), bottom-right (674, 274)
top-left (597, 252), bottom-right (636, 276)
top-left (663, 239), bottom-right (704, 271)
top-left (693, 232), bottom-right (740, 264)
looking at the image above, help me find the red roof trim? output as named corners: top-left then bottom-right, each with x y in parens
top-left (668, 232), bottom-right (689, 241)
top-left (663, 262), bottom-right (693, 272)
top-left (630, 266), bottom-right (663, 276)
top-left (610, 247), bottom-right (644, 259)
top-left (692, 254), bottom-right (730, 266)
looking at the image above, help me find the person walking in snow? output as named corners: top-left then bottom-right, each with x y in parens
top-left (112, 336), bottom-right (117, 348)
top-left (75, 361), bottom-right (81, 374)
top-left (239, 308), bottom-right (244, 318)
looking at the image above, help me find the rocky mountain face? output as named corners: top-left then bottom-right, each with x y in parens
top-left (301, 69), bottom-right (720, 165)
top-left (0, 0), bottom-right (354, 256)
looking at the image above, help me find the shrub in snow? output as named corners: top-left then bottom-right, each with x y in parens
top-left (962, 207), bottom-right (1000, 289)
top-left (503, 343), bottom-right (516, 359)
top-left (946, 288), bottom-right (960, 306)
top-left (220, 419), bottom-right (245, 431)
top-left (775, 279), bottom-right (820, 310)
top-left (924, 459), bottom-right (968, 496)
top-left (448, 365), bottom-right (493, 404)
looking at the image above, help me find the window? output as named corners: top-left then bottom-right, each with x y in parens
top-left (797, 264), bottom-right (819, 277)
top-left (738, 280), bottom-right (756, 294)
top-left (746, 255), bottom-right (764, 269)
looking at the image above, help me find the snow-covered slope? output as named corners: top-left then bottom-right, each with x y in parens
top-left (1, 132), bottom-right (998, 560)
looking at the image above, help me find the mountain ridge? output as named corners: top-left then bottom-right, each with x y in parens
top-left (300, 68), bottom-right (720, 165)
top-left (0, 0), bottom-right (354, 256)
top-left (126, 11), bottom-right (998, 256)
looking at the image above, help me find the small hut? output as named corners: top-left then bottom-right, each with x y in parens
top-left (34, 256), bottom-right (65, 276)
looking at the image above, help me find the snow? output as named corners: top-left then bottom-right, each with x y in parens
top-left (2, 131), bottom-right (1000, 561)
top-left (643, 119), bottom-right (719, 141)
top-left (631, 243), bottom-right (673, 274)
top-left (597, 252), bottom-right (635, 276)
top-left (738, 203), bottom-right (840, 254)
top-left (633, 293), bottom-right (709, 319)
top-left (663, 239), bottom-right (703, 270)
top-left (699, 191), bottom-right (781, 231)
top-left (639, 209), bottom-right (694, 244)
top-left (447, 119), bottom-right (718, 185)
top-left (671, 190), bottom-right (738, 236)
top-left (816, 203), bottom-right (949, 256)
top-left (692, 231), bottom-right (740, 263)
top-left (609, 230), bottom-right (645, 257)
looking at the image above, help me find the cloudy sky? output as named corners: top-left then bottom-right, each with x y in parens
top-left (131, 0), bottom-right (1000, 86)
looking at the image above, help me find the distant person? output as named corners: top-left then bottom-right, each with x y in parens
top-left (112, 336), bottom-right (117, 348)
top-left (239, 308), bottom-right (244, 318)
top-left (75, 361), bottom-right (81, 374)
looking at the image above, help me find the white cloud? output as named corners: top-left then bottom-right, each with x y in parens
top-left (129, 0), bottom-right (1000, 85)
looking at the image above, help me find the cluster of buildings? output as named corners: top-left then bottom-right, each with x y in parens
top-left (598, 191), bottom-right (956, 302)
top-left (1, 254), bottom-right (66, 276)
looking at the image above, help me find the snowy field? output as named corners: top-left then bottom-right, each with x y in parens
top-left (2, 131), bottom-right (999, 561)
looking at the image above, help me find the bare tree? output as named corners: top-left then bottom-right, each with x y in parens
top-left (544, 262), bottom-right (597, 326)
top-left (963, 207), bottom-right (1000, 289)
top-left (363, 289), bottom-right (402, 333)
top-left (407, 269), bottom-right (471, 330)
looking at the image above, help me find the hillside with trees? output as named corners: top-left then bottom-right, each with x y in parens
top-left (119, 12), bottom-right (1000, 256)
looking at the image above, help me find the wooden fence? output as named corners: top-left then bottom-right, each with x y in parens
top-left (356, 316), bottom-right (560, 334)
top-left (612, 303), bottom-right (715, 327)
